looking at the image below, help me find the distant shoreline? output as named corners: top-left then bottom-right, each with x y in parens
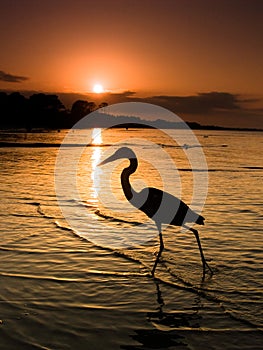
top-left (0, 125), bottom-right (262, 148)
top-left (108, 122), bottom-right (263, 132)
top-left (1, 123), bottom-right (262, 133)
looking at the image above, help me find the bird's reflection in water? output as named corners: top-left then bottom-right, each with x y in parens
top-left (148, 280), bottom-right (202, 330)
top-left (121, 280), bottom-right (202, 349)
top-left (121, 329), bottom-right (185, 349)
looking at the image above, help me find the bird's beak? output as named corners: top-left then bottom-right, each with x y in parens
top-left (98, 154), bottom-right (117, 166)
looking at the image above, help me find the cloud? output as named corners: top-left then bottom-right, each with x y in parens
top-left (102, 91), bottom-right (262, 128)
top-left (144, 92), bottom-right (242, 114)
top-left (0, 70), bottom-right (29, 83)
top-left (88, 90), bottom-right (246, 116)
top-left (101, 90), bottom-right (137, 104)
top-left (109, 90), bottom-right (136, 98)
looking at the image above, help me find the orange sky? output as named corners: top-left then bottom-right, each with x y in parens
top-left (0, 0), bottom-right (263, 127)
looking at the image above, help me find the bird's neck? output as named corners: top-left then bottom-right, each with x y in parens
top-left (121, 158), bottom-right (138, 201)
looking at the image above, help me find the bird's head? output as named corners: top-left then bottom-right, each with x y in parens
top-left (98, 147), bottom-right (136, 166)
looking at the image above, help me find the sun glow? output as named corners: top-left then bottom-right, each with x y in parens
top-left (93, 83), bottom-right (104, 93)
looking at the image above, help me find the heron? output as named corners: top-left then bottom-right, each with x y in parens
top-left (99, 147), bottom-right (212, 277)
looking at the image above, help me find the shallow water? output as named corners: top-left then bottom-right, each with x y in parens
top-left (0, 129), bottom-right (262, 349)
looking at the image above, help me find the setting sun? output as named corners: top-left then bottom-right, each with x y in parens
top-left (93, 84), bottom-right (104, 93)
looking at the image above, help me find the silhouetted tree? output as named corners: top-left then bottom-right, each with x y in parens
top-left (98, 102), bottom-right (108, 110)
top-left (0, 92), bottom-right (9, 127)
top-left (8, 92), bottom-right (28, 127)
top-left (70, 100), bottom-right (89, 124)
top-left (87, 101), bottom-right (96, 113)
top-left (0, 91), bottom-right (109, 129)
top-left (70, 100), bottom-right (97, 125)
top-left (28, 93), bottom-right (65, 128)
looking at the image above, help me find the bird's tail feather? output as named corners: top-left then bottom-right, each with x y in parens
top-left (196, 215), bottom-right (205, 225)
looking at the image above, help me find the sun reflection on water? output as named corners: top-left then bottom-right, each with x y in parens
top-left (91, 128), bottom-right (102, 145)
top-left (91, 129), bottom-right (102, 199)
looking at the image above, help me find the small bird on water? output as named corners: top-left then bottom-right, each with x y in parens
top-left (99, 147), bottom-right (212, 277)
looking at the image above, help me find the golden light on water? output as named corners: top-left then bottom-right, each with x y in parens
top-left (91, 128), bottom-right (103, 199)
top-left (91, 128), bottom-right (102, 145)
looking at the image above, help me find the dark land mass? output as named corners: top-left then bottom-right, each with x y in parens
top-left (109, 122), bottom-right (262, 132)
top-left (0, 91), bottom-right (262, 132)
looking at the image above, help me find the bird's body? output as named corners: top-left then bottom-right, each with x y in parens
top-left (134, 187), bottom-right (205, 227)
top-left (99, 147), bottom-right (212, 277)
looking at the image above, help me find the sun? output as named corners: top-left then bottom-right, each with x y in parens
top-left (93, 83), bottom-right (104, 93)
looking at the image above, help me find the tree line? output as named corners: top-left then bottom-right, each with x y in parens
top-left (0, 92), bottom-right (108, 130)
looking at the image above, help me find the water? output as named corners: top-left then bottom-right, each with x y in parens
top-left (0, 129), bottom-right (262, 349)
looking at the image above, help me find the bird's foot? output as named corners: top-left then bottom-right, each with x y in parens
top-left (201, 260), bottom-right (214, 281)
top-left (153, 248), bottom-right (163, 255)
top-left (203, 262), bottom-right (214, 278)
top-left (206, 261), bottom-right (213, 273)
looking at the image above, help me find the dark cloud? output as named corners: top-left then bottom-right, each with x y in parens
top-left (103, 91), bottom-right (263, 128)
top-left (101, 91), bottom-right (137, 104)
top-left (86, 90), bottom-right (246, 116)
top-left (0, 70), bottom-right (29, 83)
top-left (144, 92), bottom-right (242, 114)
top-left (109, 90), bottom-right (136, 98)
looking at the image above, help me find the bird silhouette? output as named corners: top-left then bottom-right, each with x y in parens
top-left (99, 147), bottom-right (212, 277)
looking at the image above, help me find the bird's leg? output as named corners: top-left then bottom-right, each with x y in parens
top-left (193, 228), bottom-right (213, 276)
top-left (151, 232), bottom-right (164, 276)
top-left (183, 225), bottom-right (213, 277)
top-left (151, 224), bottom-right (164, 276)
